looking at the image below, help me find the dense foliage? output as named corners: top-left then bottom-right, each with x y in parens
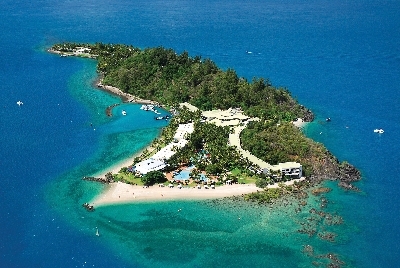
top-left (162, 108), bottom-right (252, 175)
top-left (52, 43), bottom-right (311, 121)
top-left (141, 171), bottom-right (167, 186)
top-left (241, 120), bottom-right (328, 176)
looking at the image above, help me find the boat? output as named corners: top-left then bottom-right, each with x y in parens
top-left (122, 110), bottom-right (127, 116)
top-left (326, 117), bottom-right (331, 122)
top-left (16, 101), bottom-right (23, 106)
top-left (374, 129), bottom-right (384, 134)
top-left (96, 228), bottom-right (100, 236)
top-left (154, 115), bottom-right (170, 120)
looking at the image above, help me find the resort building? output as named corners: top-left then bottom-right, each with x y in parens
top-left (173, 122), bottom-right (194, 141)
top-left (152, 140), bottom-right (188, 161)
top-left (131, 123), bottom-right (194, 175)
top-left (134, 103), bottom-right (303, 179)
top-left (133, 158), bottom-right (167, 174)
top-left (202, 108), bottom-right (250, 127)
top-left (267, 162), bottom-right (303, 178)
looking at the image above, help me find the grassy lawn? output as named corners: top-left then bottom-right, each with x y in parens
top-left (115, 173), bottom-right (144, 185)
top-left (230, 167), bottom-right (257, 184)
top-left (237, 176), bottom-right (257, 184)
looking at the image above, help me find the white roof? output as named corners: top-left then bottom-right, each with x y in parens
top-left (152, 140), bottom-right (188, 161)
top-left (202, 108), bottom-right (249, 126)
top-left (173, 123), bottom-right (194, 141)
top-left (277, 162), bottom-right (302, 169)
top-left (179, 102), bottom-right (199, 112)
top-left (267, 162), bottom-right (302, 172)
top-left (134, 123), bottom-right (194, 174)
top-left (133, 158), bottom-right (166, 174)
top-left (211, 119), bottom-right (240, 127)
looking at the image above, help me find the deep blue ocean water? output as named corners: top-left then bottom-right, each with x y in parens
top-left (1, 0), bottom-right (399, 267)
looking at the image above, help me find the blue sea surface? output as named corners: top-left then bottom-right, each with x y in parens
top-left (0, 0), bottom-right (399, 267)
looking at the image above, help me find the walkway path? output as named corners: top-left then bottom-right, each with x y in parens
top-left (228, 121), bottom-right (272, 170)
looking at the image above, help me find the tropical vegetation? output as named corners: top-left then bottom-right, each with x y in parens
top-left (52, 42), bottom-right (360, 203)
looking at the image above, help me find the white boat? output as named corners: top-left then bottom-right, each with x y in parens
top-left (374, 129), bottom-right (384, 133)
top-left (122, 110), bottom-right (127, 116)
top-left (16, 101), bottom-right (23, 106)
top-left (96, 228), bottom-right (100, 236)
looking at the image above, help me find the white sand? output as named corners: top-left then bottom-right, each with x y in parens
top-left (92, 157), bottom-right (136, 178)
top-left (90, 178), bottom-right (305, 207)
top-left (92, 145), bottom-right (155, 178)
top-left (292, 118), bottom-right (307, 128)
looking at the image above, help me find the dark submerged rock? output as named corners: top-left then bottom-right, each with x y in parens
top-left (82, 203), bottom-right (95, 212)
top-left (82, 174), bottom-right (114, 184)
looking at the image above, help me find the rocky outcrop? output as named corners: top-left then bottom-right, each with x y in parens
top-left (336, 162), bottom-right (361, 191)
top-left (82, 174), bottom-right (114, 184)
top-left (337, 162), bottom-right (361, 182)
top-left (311, 187), bottom-right (331, 196)
top-left (302, 107), bottom-right (315, 122)
top-left (307, 151), bottom-right (361, 191)
top-left (82, 202), bottom-right (95, 211)
top-left (105, 103), bottom-right (120, 116)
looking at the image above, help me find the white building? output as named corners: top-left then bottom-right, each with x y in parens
top-left (132, 123), bottom-right (194, 175)
top-left (263, 162), bottom-right (303, 178)
top-left (152, 139), bottom-right (188, 161)
top-left (173, 123), bottom-right (194, 141)
top-left (202, 108), bottom-right (250, 127)
top-left (133, 158), bottom-right (167, 174)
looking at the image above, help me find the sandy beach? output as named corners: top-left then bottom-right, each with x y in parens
top-left (92, 157), bottom-right (136, 178)
top-left (293, 118), bottom-right (307, 128)
top-left (90, 178), bottom-right (305, 207)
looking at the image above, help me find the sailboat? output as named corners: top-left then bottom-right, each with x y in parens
top-left (96, 228), bottom-right (100, 236)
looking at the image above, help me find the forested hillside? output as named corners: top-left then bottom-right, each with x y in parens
top-left (52, 43), bottom-right (312, 121)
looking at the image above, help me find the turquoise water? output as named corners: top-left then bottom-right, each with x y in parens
top-left (1, 0), bottom-right (399, 267)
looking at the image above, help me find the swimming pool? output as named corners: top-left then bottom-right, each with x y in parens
top-left (173, 168), bottom-right (208, 181)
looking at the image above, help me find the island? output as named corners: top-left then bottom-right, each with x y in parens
top-left (49, 43), bottom-right (361, 206)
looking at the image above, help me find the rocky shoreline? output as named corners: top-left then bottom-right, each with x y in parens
top-left (105, 103), bottom-right (120, 116)
top-left (301, 105), bottom-right (315, 122)
top-left (308, 150), bottom-right (361, 191)
top-left (96, 81), bottom-right (157, 105)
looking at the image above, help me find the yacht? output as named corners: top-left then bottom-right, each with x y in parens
top-left (374, 129), bottom-right (384, 134)
top-left (122, 110), bottom-right (127, 116)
